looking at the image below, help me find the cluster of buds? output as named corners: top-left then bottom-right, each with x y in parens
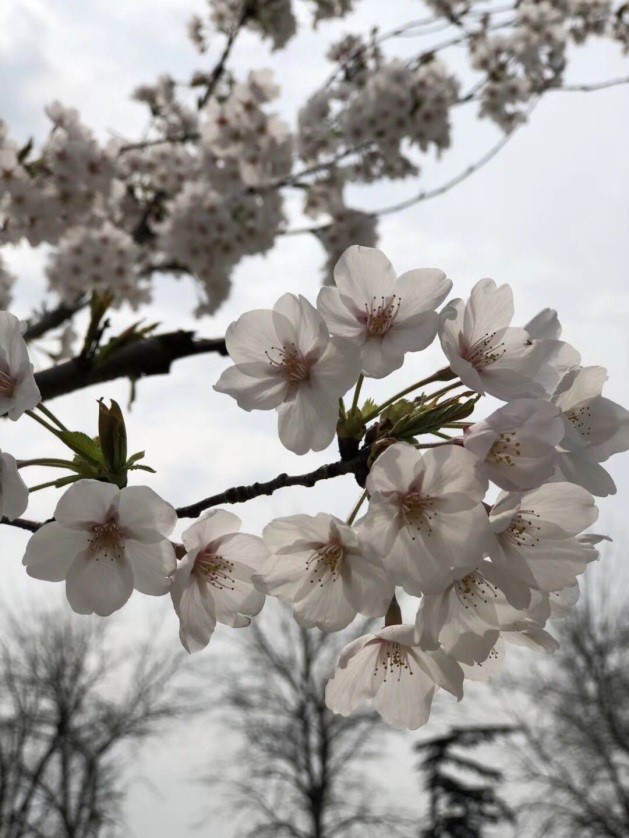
top-left (3, 245), bottom-right (628, 730)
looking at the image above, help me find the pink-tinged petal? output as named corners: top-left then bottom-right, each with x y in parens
top-left (170, 550), bottom-right (198, 611)
top-left (214, 363), bottom-right (287, 411)
top-left (356, 501), bottom-right (401, 556)
top-left (415, 593), bottom-right (450, 650)
top-left (271, 295), bottom-right (301, 347)
top-left (409, 646), bottom-right (465, 700)
top-left (342, 551), bottom-right (393, 617)
top-left (218, 533), bottom-right (269, 569)
top-left (503, 627), bottom-right (559, 654)
top-left (276, 387), bottom-right (337, 454)
top-left (54, 480), bottom-right (119, 529)
top-left (0, 451), bottom-right (29, 520)
top-left (333, 245), bottom-right (396, 302)
top-left (178, 576), bottom-right (217, 653)
top-left (555, 451), bottom-right (617, 497)
top-left (421, 446), bottom-right (488, 509)
top-left (506, 538), bottom-right (596, 592)
top-left (118, 486), bottom-right (177, 539)
top-left (182, 509), bottom-right (242, 552)
top-left (125, 538), bottom-right (176, 596)
top-left (263, 514), bottom-right (330, 551)
top-left (212, 574), bottom-right (265, 627)
top-left (488, 491), bottom-right (522, 533)
top-left (460, 640), bottom-right (505, 682)
top-left (366, 442), bottom-right (422, 495)
top-left (293, 578), bottom-right (356, 632)
top-left (65, 552), bottom-right (134, 616)
top-left (294, 295), bottom-right (330, 357)
top-left (586, 397), bottom-right (629, 461)
top-left (395, 268), bottom-right (452, 317)
top-left (317, 286), bottom-right (365, 340)
top-left (519, 483), bottom-right (598, 538)
top-left (525, 309), bottom-right (562, 341)
top-left (549, 584), bottom-right (580, 618)
top-left (325, 641), bottom-right (381, 717)
top-left (223, 309), bottom-right (281, 364)
top-left (23, 523), bottom-right (88, 581)
top-left (381, 310), bottom-right (439, 356)
top-left (373, 658), bottom-right (436, 730)
top-left (360, 336), bottom-right (404, 378)
top-left (253, 552), bottom-right (310, 598)
top-left (553, 366), bottom-right (607, 411)
top-left (464, 279), bottom-right (514, 341)
top-left (313, 337), bottom-right (361, 395)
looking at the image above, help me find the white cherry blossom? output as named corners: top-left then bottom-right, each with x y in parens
top-left (551, 365), bottom-right (629, 496)
top-left (415, 560), bottom-right (551, 665)
top-left (23, 480), bottom-right (177, 617)
top-left (0, 449), bottom-right (29, 520)
top-left (214, 293), bottom-right (360, 454)
top-left (255, 513), bottom-right (392, 631)
top-left (463, 398), bottom-right (565, 491)
top-left (317, 245), bottom-right (452, 378)
top-left (171, 510), bottom-right (267, 653)
top-left (361, 442), bottom-right (490, 595)
top-left (488, 482), bottom-right (599, 601)
top-left (438, 279), bottom-right (567, 401)
top-left (325, 624), bottom-right (464, 730)
top-left (0, 311), bottom-right (41, 420)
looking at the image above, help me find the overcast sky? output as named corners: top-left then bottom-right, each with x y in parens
top-left (1, 1), bottom-right (629, 835)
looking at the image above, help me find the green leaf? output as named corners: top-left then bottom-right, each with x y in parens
top-left (58, 431), bottom-right (104, 467)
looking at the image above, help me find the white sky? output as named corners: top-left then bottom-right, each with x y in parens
top-left (1, 1), bottom-right (629, 835)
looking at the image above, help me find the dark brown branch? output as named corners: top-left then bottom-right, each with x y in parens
top-left (34, 330), bottom-right (227, 402)
top-left (1, 516), bottom-right (41, 533)
top-left (176, 450), bottom-right (370, 519)
top-left (197, 2), bottom-right (252, 109)
top-left (23, 299), bottom-right (88, 343)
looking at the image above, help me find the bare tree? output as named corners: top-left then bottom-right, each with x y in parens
top-left (0, 604), bottom-right (199, 838)
top-left (512, 580), bottom-right (629, 838)
top-left (207, 602), bottom-right (412, 838)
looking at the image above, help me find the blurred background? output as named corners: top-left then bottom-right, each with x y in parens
top-left (1, 1), bottom-right (628, 835)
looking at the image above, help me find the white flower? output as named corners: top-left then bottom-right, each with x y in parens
top-left (438, 279), bottom-right (564, 401)
top-left (325, 624), bottom-right (464, 730)
top-left (0, 449), bottom-right (28, 520)
top-left (171, 509), bottom-right (267, 653)
top-left (214, 293), bottom-right (360, 454)
top-left (415, 560), bottom-right (550, 665)
top-left (317, 245), bottom-right (451, 378)
top-left (23, 480), bottom-right (177, 616)
top-left (361, 442), bottom-right (490, 595)
top-left (254, 513), bottom-right (392, 632)
top-left (551, 365), bottom-right (629, 496)
top-left (488, 482), bottom-right (598, 600)
top-left (0, 311), bottom-right (41, 420)
top-left (463, 398), bottom-right (565, 491)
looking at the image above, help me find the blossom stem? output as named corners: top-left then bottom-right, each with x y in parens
top-left (425, 380), bottom-right (465, 401)
top-left (17, 458), bottom-right (83, 471)
top-left (25, 409), bottom-right (61, 436)
top-left (350, 374), bottom-right (364, 416)
top-left (338, 398), bottom-right (346, 420)
top-left (346, 489), bottom-right (368, 526)
top-left (35, 402), bottom-right (68, 431)
top-left (430, 430), bottom-right (454, 440)
top-left (28, 475), bottom-right (80, 492)
top-left (363, 370), bottom-right (460, 422)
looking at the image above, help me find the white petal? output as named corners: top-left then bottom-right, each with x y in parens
top-left (0, 451), bottom-right (29, 520)
top-left (125, 538), bottom-right (176, 596)
top-left (214, 363), bottom-right (287, 411)
top-left (54, 480), bottom-right (119, 529)
top-left (333, 245), bottom-right (396, 301)
top-left (183, 509), bottom-right (242, 551)
top-left (118, 486), bottom-right (177, 539)
top-left (23, 523), bottom-right (87, 581)
top-left (178, 575), bottom-right (217, 653)
top-left (65, 552), bottom-right (134, 616)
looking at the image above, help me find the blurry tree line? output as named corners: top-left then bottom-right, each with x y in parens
top-left (1, 579), bottom-right (627, 837)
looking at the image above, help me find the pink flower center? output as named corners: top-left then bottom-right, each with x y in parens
top-left (505, 510), bottom-right (542, 547)
top-left (306, 541), bottom-right (345, 584)
top-left (488, 431), bottom-right (521, 467)
top-left (267, 343), bottom-right (314, 385)
top-left (375, 641), bottom-right (413, 682)
top-left (358, 294), bottom-right (401, 337)
top-left (194, 548), bottom-right (235, 591)
top-left (399, 490), bottom-right (436, 537)
top-left (566, 404), bottom-right (592, 439)
top-left (0, 368), bottom-right (17, 398)
top-left (459, 331), bottom-right (506, 370)
top-left (88, 514), bottom-right (125, 561)
top-left (455, 572), bottom-right (498, 608)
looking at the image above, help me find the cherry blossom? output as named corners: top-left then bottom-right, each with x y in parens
top-left (171, 510), bottom-right (267, 654)
top-left (317, 245), bottom-right (451, 378)
top-left (488, 482), bottom-right (599, 601)
top-left (463, 398), bottom-right (565, 491)
top-left (214, 293), bottom-right (360, 454)
top-left (361, 442), bottom-right (490, 594)
top-left (0, 449), bottom-right (29, 521)
top-left (551, 365), bottom-right (629, 496)
top-left (325, 624), bottom-right (464, 730)
top-left (254, 512), bottom-right (392, 631)
top-left (0, 311), bottom-right (41, 420)
top-left (23, 480), bottom-right (177, 617)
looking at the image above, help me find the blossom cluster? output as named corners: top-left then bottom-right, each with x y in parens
top-left (6, 244), bottom-right (628, 731)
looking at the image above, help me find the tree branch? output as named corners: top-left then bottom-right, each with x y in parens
top-left (23, 299), bottom-right (88, 343)
top-left (175, 450), bottom-right (370, 519)
top-left (34, 330), bottom-right (227, 402)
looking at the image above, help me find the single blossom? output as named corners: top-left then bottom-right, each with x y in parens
top-left (23, 480), bottom-right (177, 616)
top-left (551, 365), bottom-right (629, 496)
top-left (325, 624), bottom-right (464, 730)
top-left (0, 449), bottom-right (29, 520)
top-left (361, 442), bottom-right (490, 595)
top-left (171, 509), bottom-right (267, 653)
top-left (488, 482), bottom-right (599, 603)
top-left (214, 293), bottom-right (360, 454)
top-left (438, 279), bottom-right (569, 401)
top-left (254, 512), bottom-right (393, 631)
top-left (317, 245), bottom-right (452, 378)
top-left (463, 398), bottom-right (565, 491)
top-left (0, 311), bottom-right (41, 420)
top-left (415, 559), bottom-right (551, 665)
